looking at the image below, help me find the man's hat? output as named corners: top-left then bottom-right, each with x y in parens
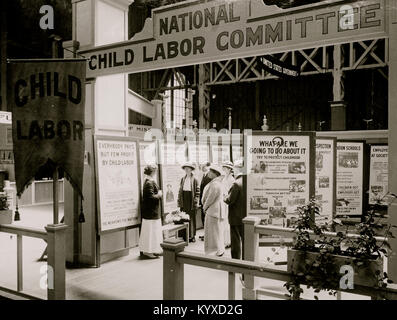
top-left (209, 165), bottom-right (222, 176)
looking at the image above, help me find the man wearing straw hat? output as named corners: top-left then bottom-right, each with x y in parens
top-left (224, 159), bottom-right (246, 260)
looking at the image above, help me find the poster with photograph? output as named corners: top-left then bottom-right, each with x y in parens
top-left (138, 141), bottom-right (158, 188)
top-left (336, 141), bottom-right (365, 216)
top-left (369, 145), bottom-right (388, 205)
top-left (160, 142), bottom-right (186, 214)
top-left (95, 137), bottom-right (141, 232)
top-left (246, 132), bottom-right (315, 222)
top-left (315, 137), bottom-right (336, 225)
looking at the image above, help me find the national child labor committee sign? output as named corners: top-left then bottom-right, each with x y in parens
top-left (7, 59), bottom-right (86, 196)
top-left (80, 0), bottom-right (387, 78)
top-left (245, 131), bottom-right (315, 223)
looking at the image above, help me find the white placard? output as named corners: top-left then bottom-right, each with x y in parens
top-left (0, 111), bottom-right (12, 124)
top-left (96, 138), bottom-right (140, 231)
top-left (246, 133), bottom-right (313, 221)
top-left (315, 137), bottom-right (336, 225)
top-left (369, 145), bottom-right (388, 205)
top-left (336, 141), bottom-right (364, 216)
top-left (138, 141), bottom-right (158, 187)
top-left (211, 144), bottom-right (231, 164)
top-left (232, 145), bottom-right (243, 162)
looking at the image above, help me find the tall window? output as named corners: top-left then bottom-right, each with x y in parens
top-left (164, 73), bottom-right (187, 129)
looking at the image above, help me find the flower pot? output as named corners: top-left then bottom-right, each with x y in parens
top-left (0, 209), bottom-right (13, 225)
top-left (287, 249), bottom-right (383, 288)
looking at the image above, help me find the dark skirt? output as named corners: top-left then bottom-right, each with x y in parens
top-left (181, 191), bottom-right (196, 239)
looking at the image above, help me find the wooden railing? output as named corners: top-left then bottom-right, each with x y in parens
top-left (0, 223), bottom-right (67, 300)
top-left (161, 218), bottom-right (397, 300)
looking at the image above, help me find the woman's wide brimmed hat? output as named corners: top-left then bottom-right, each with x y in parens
top-left (209, 165), bottom-right (222, 176)
top-left (222, 161), bottom-right (234, 170)
top-left (181, 162), bottom-right (195, 170)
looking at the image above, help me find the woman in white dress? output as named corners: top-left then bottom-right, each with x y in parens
top-left (221, 161), bottom-right (235, 248)
top-left (202, 166), bottom-right (225, 256)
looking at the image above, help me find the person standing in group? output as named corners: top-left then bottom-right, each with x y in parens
top-left (202, 166), bottom-right (225, 256)
top-left (224, 160), bottom-right (246, 260)
top-left (221, 161), bottom-right (235, 248)
top-left (177, 162), bottom-right (200, 242)
top-left (139, 165), bottom-right (163, 259)
top-left (199, 162), bottom-right (212, 241)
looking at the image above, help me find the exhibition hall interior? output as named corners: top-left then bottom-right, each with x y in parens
top-left (1, 0), bottom-right (397, 302)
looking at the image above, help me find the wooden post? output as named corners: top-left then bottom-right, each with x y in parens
top-left (45, 224), bottom-right (67, 300)
top-left (228, 272), bottom-right (235, 300)
top-left (388, 0), bottom-right (397, 282)
top-left (53, 167), bottom-right (59, 224)
top-left (161, 238), bottom-right (186, 300)
top-left (242, 216), bottom-right (260, 300)
top-left (198, 64), bottom-right (210, 129)
top-left (17, 234), bottom-right (23, 292)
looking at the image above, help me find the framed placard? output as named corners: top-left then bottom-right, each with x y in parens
top-left (159, 141), bottom-right (186, 215)
top-left (336, 140), bottom-right (368, 216)
top-left (369, 144), bottom-right (388, 205)
top-left (94, 136), bottom-right (141, 233)
top-left (245, 131), bottom-right (315, 224)
top-left (315, 137), bottom-right (337, 225)
top-left (138, 140), bottom-right (159, 188)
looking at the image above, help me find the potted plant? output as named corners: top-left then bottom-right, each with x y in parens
top-left (285, 194), bottom-right (396, 300)
top-left (0, 193), bottom-right (12, 225)
top-left (165, 209), bottom-right (190, 225)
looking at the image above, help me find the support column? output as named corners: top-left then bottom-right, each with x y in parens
top-left (0, 1), bottom-right (7, 111)
top-left (46, 224), bottom-right (67, 300)
top-left (198, 64), bottom-right (210, 129)
top-left (151, 99), bottom-right (164, 132)
top-left (388, 0), bottom-right (397, 282)
top-left (242, 216), bottom-right (260, 300)
top-left (331, 44), bottom-right (346, 130)
top-left (161, 238), bottom-right (186, 300)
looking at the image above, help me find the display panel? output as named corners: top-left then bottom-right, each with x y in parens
top-left (336, 141), bottom-right (366, 216)
top-left (315, 137), bottom-right (336, 225)
top-left (159, 141), bottom-right (186, 214)
top-left (245, 131), bottom-right (315, 224)
top-left (369, 145), bottom-right (388, 205)
top-left (95, 136), bottom-right (141, 232)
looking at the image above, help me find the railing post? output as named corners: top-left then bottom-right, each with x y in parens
top-left (45, 223), bottom-right (67, 300)
top-left (161, 238), bottom-right (186, 300)
top-left (242, 216), bottom-right (260, 300)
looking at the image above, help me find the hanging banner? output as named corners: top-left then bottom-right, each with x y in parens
top-left (160, 141), bottom-right (186, 214)
top-left (95, 137), bottom-right (141, 232)
top-left (336, 141), bottom-right (367, 216)
top-left (80, 0), bottom-right (387, 78)
top-left (369, 145), bottom-right (388, 205)
top-left (257, 55), bottom-right (300, 78)
top-left (315, 137), bottom-right (336, 225)
top-left (7, 59), bottom-right (86, 196)
top-left (245, 131), bottom-right (315, 224)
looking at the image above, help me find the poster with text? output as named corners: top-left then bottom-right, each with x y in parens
top-left (138, 141), bottom-right (158, 189)
top-left (315, 137), bottom-right (336, 225)
top-left (369, 145), bottom-right (388, 205)
top-left (246, 132), bottom-right (314, 223)
top-left (336, 141), bottom-right (365, 216)
top-left (96, 138), bottom-right (140, 232)
top-left (160, 142), bottom-right (186, 214)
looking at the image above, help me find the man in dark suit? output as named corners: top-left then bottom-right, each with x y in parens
top-left (199, 162), bottom-right (211, 241)
top-left (224, 160), bottom-right (246, 260)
